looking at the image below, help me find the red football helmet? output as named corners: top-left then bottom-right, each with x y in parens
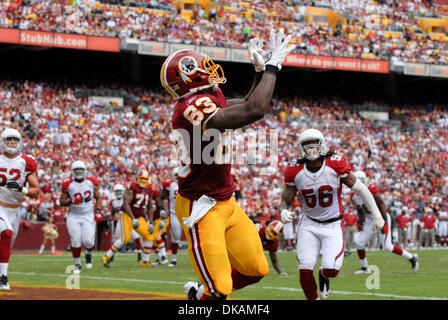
top-left (265, 220), bottom-right (284, 240)
top-left (160, 49), bottom-right (226, 100)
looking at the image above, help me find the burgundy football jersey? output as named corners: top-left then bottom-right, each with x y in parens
top-left (171, 87), bottom-right (235, 201)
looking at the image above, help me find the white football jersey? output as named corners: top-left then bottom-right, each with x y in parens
top-left (439, 211), bottom-right (448, 226)
top-left (163, 180), bottom-right (178, 215)
top-left (110, 197), bottom-right (123, 212)
top-left (62, 176), bottom-right (98, 216)
top-left (0, 152), bottom-right (37, 205)
top-left (284, 155), bottom-right (351, 221)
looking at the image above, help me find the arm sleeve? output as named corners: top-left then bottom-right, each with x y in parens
top-left (351, 179), bottom-right (382, 220)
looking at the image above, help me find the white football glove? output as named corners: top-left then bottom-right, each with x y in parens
top-left (248, 38), bottom-right (266, 72)
top-left (280, 209), bottom-right (294, 223)
top-left (148, 222), bottom-right (154, 234)
top-left (265, 28), bottom-right (296, 71)
top-left (280, 272), bottom-right (289, 277)
top-left (372, 215), bottom-right (385, 233)
top-left (132, 219), bottom-right (139, 229)
top-left (159, 220), bottom-right (166, 229)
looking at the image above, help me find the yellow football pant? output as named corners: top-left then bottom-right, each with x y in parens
top-left (175, 194), bottom-right (269, 297)
top-left (151, 217), bottom-right (169, 241)
top-left (118, 213), bottom-right (153, 243)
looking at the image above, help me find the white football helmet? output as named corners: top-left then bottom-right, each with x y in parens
top-left (172, 167), bottom-right (178, 179)
top-left (113, 184), bottom-right (125, 200)
top-left (353, 170), bottom-right (367, 185)
top-left (298, 128), bottom-right (327, 161)
top-left (71, 160), bottom-right (86, 180)
top-left (0, 128), bottom-right (23, 155)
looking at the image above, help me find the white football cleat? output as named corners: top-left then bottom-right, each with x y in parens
top-left (184, 281), bottom-right (201, 300)
top-left (318, 268), bottom-right (330, 299)
top-left (85, 263), bottom-right (92, 269)
top-left (410, 254), bottom-right (419, 272)
top-left (354, 267), bottom-right (371, 274)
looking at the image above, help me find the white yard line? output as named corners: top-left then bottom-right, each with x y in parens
top-left (9, 271), bottom-right (447, 300)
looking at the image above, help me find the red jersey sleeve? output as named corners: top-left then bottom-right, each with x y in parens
top-left (368, 183), bottom-right (380, 196)
top-left (61, 180), bottom-right (72, 192)
top-left (284, 161), bottom-right (303, 187)
top-left (22, 154), bottom-right (37, 173)
top-left (87, 176), bottom-right (99, 187)
top-left (129, 182), bottom-right (139, 193)
top-left (326, 155), bottom-right (352, 177)
top-left (162, 180), bottom-right (173, 189)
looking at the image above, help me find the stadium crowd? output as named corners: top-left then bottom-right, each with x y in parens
top-left (0, 0), bottom-right (447, 64)
top-left (0, 79), bottom-right (447, 249)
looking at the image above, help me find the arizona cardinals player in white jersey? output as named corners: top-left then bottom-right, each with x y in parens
top-left (160, 167), bottom-right (181, 267)
top-left (352, 171), bottom-right (418, 274)
top-left (59, 160), bottom-right (102, 273)
top-left (279, 128), bottom-right (385, 300)
top-left (0, 128), bottom-right (40, 291)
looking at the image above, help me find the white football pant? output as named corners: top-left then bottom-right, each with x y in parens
top-left (66, 214), bottom-right (96, 248)
top-left (296, 215), bottom-right (344, 270)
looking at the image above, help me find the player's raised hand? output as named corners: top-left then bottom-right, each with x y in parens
top-left (265, 28), bottom-right (296, 71)
top-left (280, 209), bottom-right (294, 223)
top-left (248, 38), bottom-right (266, 72)
top-left (132, 218), bottom-right (139, 229)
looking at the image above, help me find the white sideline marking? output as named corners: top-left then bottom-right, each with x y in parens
top-left (9, 271), bottom-right (447, 300)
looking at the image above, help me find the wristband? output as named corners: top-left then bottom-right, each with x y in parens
top-left (22, 187), bottom-right (28, 195)
top-left (264, 65), bottom-right (278, 75)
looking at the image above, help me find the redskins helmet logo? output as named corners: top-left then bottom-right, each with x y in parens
top-left (178, 56), bottom-right (198, 83)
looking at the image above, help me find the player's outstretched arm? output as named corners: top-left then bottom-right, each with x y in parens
top-left (342, 173), bottom-right (384, 232)
top-left (269, 251), bottom-right (286, 276)
top-left (207, 29), bottom-right (295, 131)
top-left (227, 38), bottom-right (266, 107)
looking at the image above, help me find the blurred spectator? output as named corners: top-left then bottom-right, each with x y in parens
top-left (396, 208), bottom-right (411, 248)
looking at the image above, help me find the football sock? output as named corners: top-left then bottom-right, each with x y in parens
top-left (39, 244), bottom-right (45, 254)
top-left (51, 245), bottom-right (55, 252)
top-left (322, 268), bottom-right (339, 278)
top-left (171, 242), bottom-right (178, 255)
top-left (299, 269), bottom-right (318, 300)
top-left (360, 258), bottom-right (368, 268)
top-left (0, 230), bottom-right (12, 265)
top-left (231, 267), bottom-right (262, 291)
top-left (0, 263), bottom-right (8, 276)
top-left (135, 237), bottom-right (142, 251)
top-left (357, 249), bottom-right (366, 259)
top-left (71, 247), bottom-right (81, 265)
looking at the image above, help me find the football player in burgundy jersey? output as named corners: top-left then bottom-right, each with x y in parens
top-left (102, 170), bottom-right (156, 268)
top-left (161, 29), bottom-right (295, 300)
top-left (352, 171), bottom-right (419, 274)
top-left (279, 129), bottom-right (385, 300)
top-left (257, 221), bottom-right (288, 276)
top-left (0, 128), bottom-right (40, 291)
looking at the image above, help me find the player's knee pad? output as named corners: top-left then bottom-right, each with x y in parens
top-left (322, 268), bottom-right (339, 278)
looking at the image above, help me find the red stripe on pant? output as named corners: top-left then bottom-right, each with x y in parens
top-left (299, 269), bottom-right (318, 300)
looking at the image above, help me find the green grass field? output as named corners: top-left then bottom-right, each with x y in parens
top-left (8, 248), bottom-right (448, 300)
